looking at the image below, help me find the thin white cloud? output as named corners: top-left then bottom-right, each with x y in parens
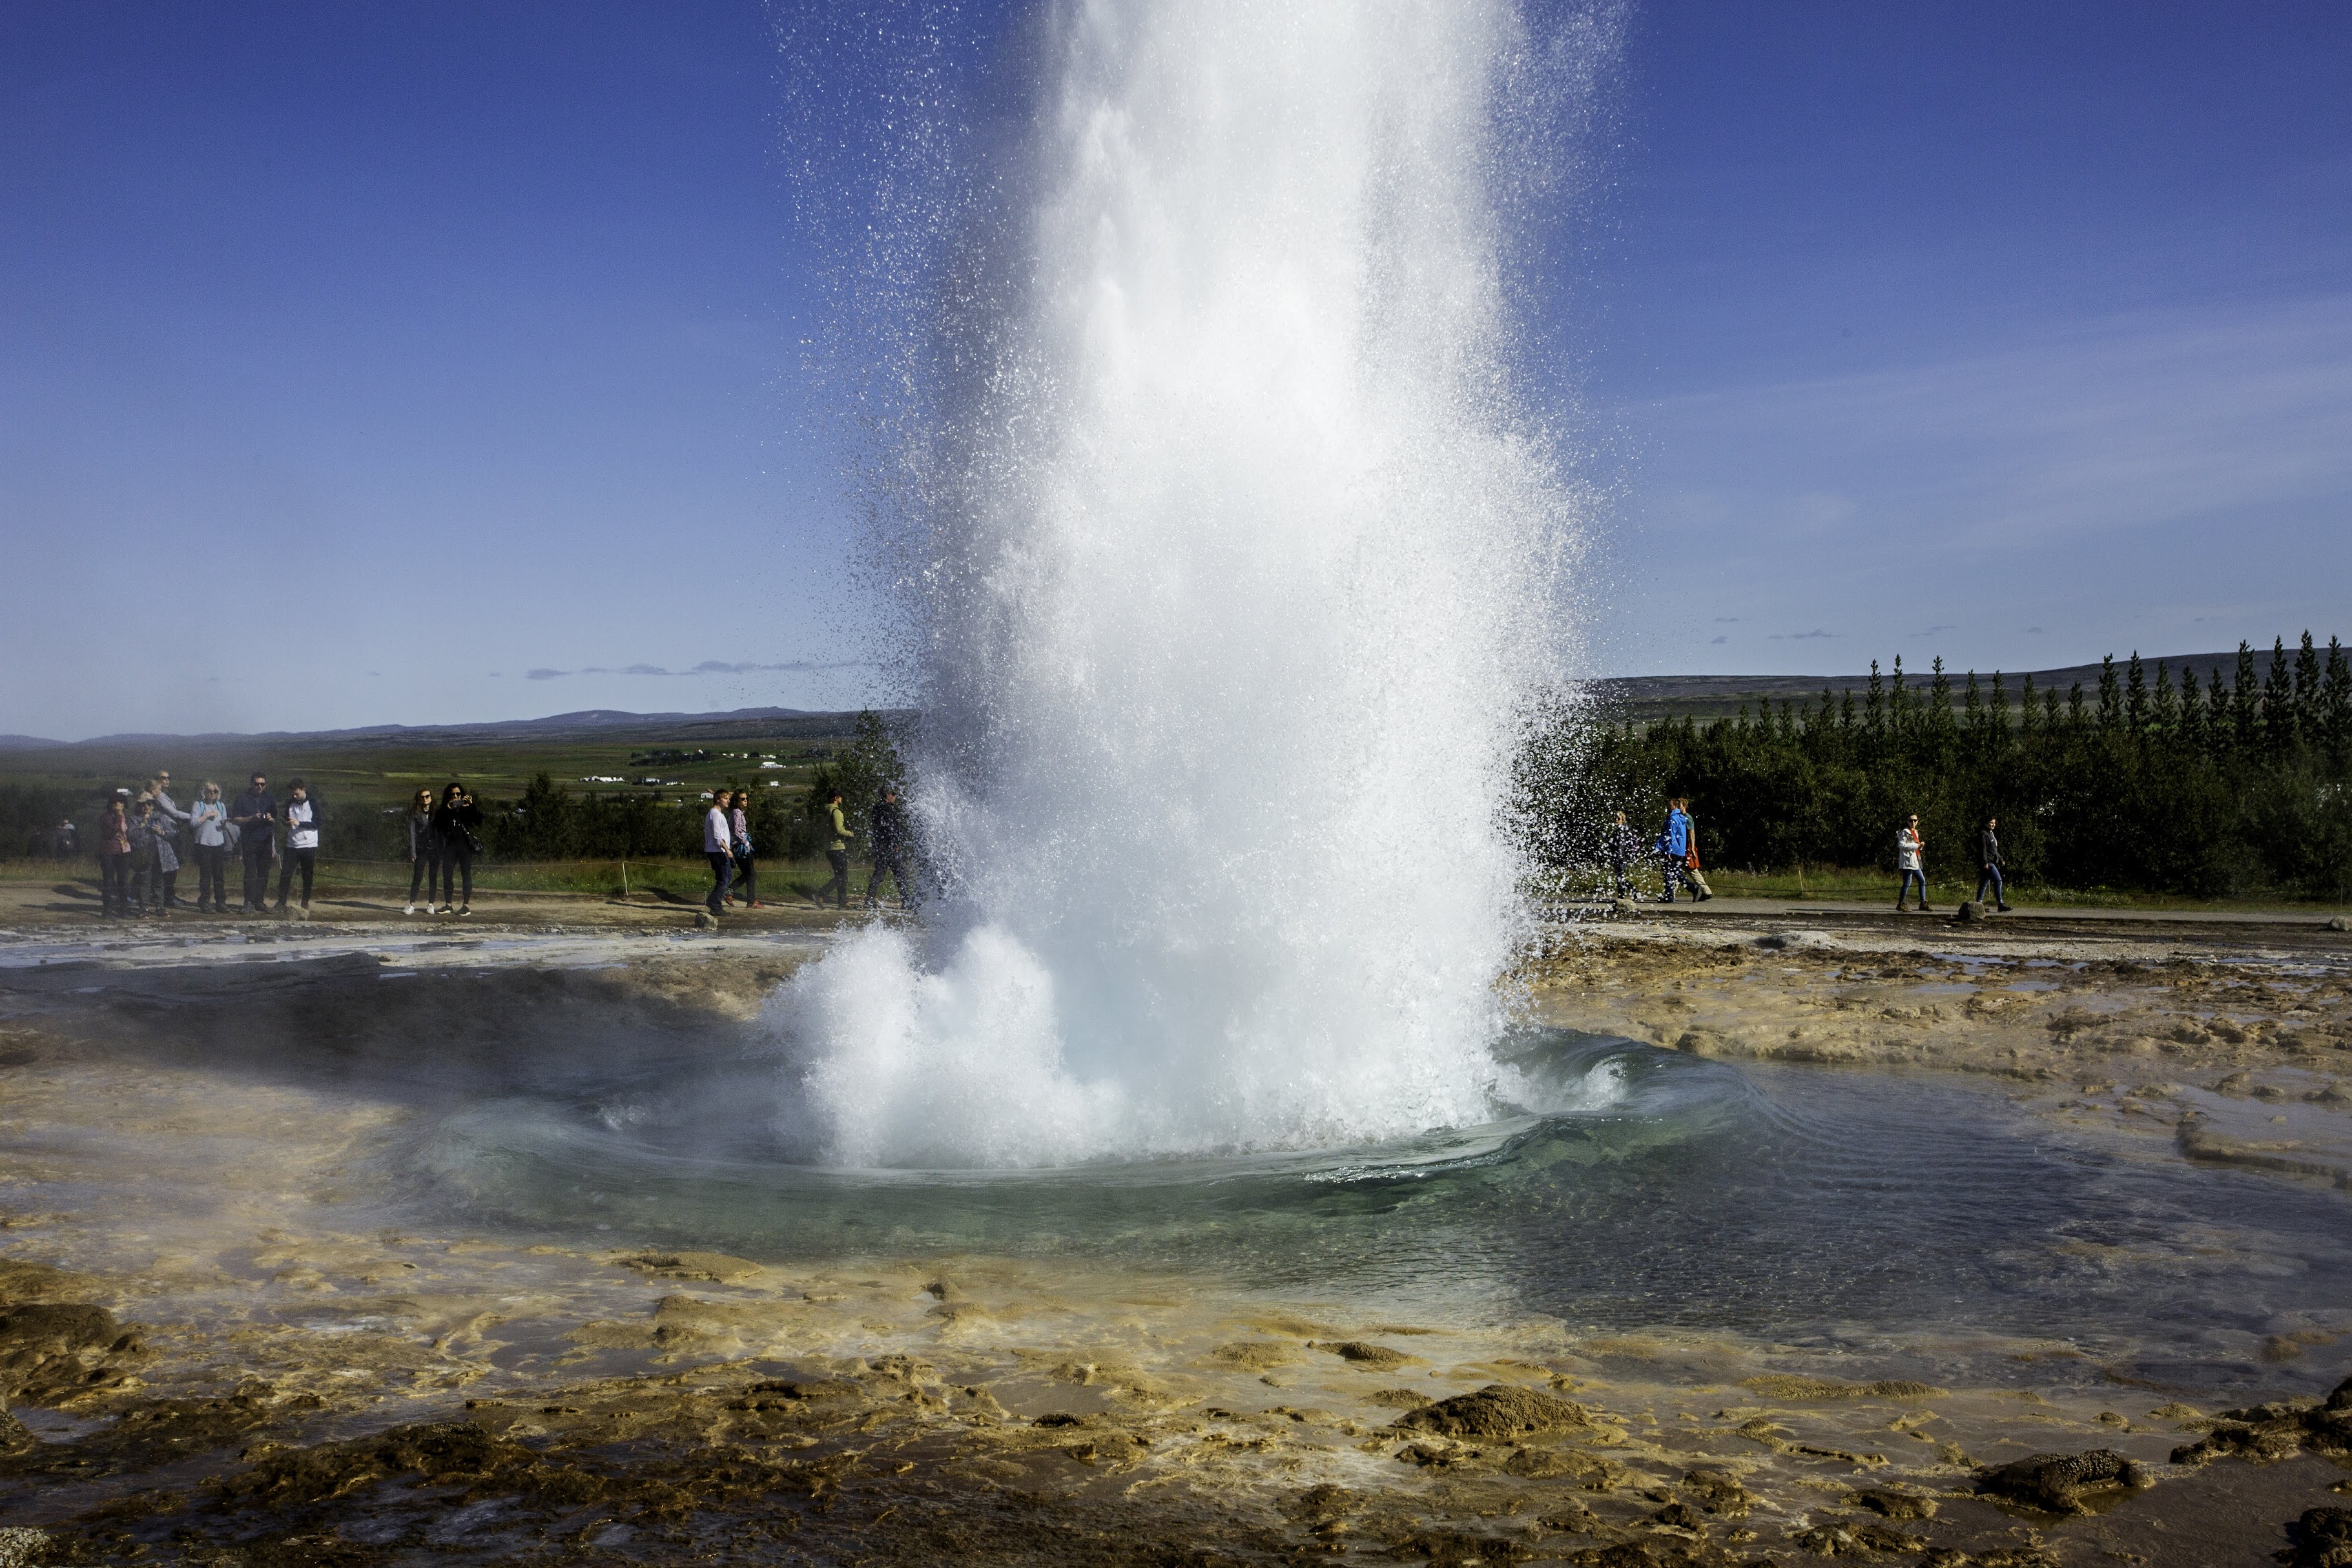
top-left (523, 659), bottom-right (872, 681)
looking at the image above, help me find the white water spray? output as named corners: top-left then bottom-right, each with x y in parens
top-left (778, 0), bottom-right (1596, 1168)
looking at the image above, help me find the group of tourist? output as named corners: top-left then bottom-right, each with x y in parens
top-left (699, 785), bottom-right (914, 918)
top-left (87, 767), bottom-right (488, 920)
top-left (1602, 800), bottom-right (2019, 912)
top-left (1604, 800), bottom-right (1717, 905)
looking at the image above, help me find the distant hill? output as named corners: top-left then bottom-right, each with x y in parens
top-left (0, 707), bottom-right (900, 763)
top-left (1593, 650), bottom-right (2255, 722)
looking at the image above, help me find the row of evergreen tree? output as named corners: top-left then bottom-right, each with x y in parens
top-left (1521, 634), bottom-right (2352, 900)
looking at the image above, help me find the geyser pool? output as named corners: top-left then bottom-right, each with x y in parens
top-left (782, 0), bottom-right (1589, 1168)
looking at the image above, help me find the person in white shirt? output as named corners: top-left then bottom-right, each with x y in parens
top-left (187, 782), bottom-right (230, 913)
top-left (702, 794), bottom-right (735, 916)
top-left (275, 779), bottom-right (323, 913)
top-left (1895, 813), bottom-right (1930, 912)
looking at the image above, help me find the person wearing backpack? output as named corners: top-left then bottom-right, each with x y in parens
top-left (809, 789), bottom-right (856, 909)
top-left (1654, 800), bottom-right (1695, 903)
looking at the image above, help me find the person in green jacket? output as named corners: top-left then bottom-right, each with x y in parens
top-left (810, 788), bottom-right (856, 909)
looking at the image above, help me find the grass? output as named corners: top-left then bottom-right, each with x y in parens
top-left (1539, 861), bottom-right (2342, 912)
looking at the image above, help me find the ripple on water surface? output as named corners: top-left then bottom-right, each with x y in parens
top-left (410, 1026), bottom-right (2352, 1388)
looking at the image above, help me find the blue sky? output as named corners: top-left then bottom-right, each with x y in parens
top-left (3, 1), bottom-right (2347, 739)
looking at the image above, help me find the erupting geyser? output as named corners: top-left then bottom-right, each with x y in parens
top-left (778, 0), bottom-right (1593, 1168)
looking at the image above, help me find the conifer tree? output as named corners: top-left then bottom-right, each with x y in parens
top-left (2263, 637), bottom-right (2295, 751)
top-left (2019, 673), bottom-right (2039, 743)
top-left (1866, 661), bottom-right (1885, 743)
top-left (2151, 661), bottom-right (2177, 736)
top-left (2125, 652), bottom-right (2147, 737)
top-left (2097, 655), bottom-right (2121, 733)
top-left (2046, 685), bottom-right (2065, 734)
top-left (2295, 630), bottom-right (2322, 743)
top-left (2325, 638), bottom-right (2351, 762)
top-left (2206, 665), bottom-right (2232, 754)
top-left (1928, 656), bottom-right (1954, 746)
top-left (1988, 671), bottom-right (2010, 745)
top-left (2175, 663), bottom-right (2203, 750)
top-left (2233, 643), bottom-right (2260, 750)
top-left (2067, 682), bottom-right (2087, 732)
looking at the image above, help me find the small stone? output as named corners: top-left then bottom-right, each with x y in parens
top-left (2327, 915), bottom-right (2349, 933)
top-left (693, 911), bottom-right (717, 929)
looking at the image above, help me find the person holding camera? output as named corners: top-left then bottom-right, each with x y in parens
top-left (429, 782), bottom-right (484, 915)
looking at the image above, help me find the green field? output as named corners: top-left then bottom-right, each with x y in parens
top-left (0, 714), bottom-right (872, 865)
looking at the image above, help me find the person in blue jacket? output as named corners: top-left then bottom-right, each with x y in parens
top-left (1655, 799), bottom-right (1694, 903)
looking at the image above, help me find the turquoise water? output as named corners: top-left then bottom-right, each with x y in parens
top-left (409, 1013), bottom-right (2352, 1396)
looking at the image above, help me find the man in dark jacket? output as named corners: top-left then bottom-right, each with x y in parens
top-left (229, 773), bottom-right (276, 914)
top-left (1974, 816), bottom-right (2014, 911)
top-left (863, 787), bottom-right (914, 911)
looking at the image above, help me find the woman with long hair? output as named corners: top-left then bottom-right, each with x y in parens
top-left (728, 789), bottom-right (760, 908)
top-left (96, 791), bottom-right (132, 917)
top-left (404, 788), bottom-right (440, 914)
top-left (188, 783), bottom-right (229, 913)
top-left (429, 782), bottom-right (484, 915)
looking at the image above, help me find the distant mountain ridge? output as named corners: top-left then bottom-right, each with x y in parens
top-left (0, 649), bottom-right (2291, 749)
top-left (0, 707), bottom-right (897, 755)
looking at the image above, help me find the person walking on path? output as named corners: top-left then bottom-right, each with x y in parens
top-left (230, 772), bottom-right (277, 913)
top-left (274, 779), bottom-right (322, 913)
top-left (49, 817), bottom-right (77, 861)
top-left (865, 787), bottom-right (913, 910)
top-left (727, 790), bottom-right (761, 908)
top-left (404, 789), bottom-right (440, 914)
top-left (1974, 816), bottom-right (2014, 911)
top-left (702, 792), bottom-right (736, 916)
top-left (1680, 800), bottom-right (1716, 902)
top-left (97, 791), bottom-right (134, 917)
top-left (1895, 814), bottom-right (1931, 911)
top-left (1655, 800), bottom-right (1695, 903)
top-left (429, 783), bottom-right (483, 915)
top-left (188, 783), bottom-right (229, 913)
top-left (1605, 811), bottom-right (1638, 899)
top-left (810, 789), bottom-right (856, 909)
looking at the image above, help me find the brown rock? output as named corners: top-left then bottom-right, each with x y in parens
top-left (1393, 1382), bottom-right (1591, 1439)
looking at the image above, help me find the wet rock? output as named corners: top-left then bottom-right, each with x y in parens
top-left (2170, 1376), bottom-right (2352, 1466)
top-left (615, 1250), bottom-right (767, 1284)
top-left (1738, 1374), bottom-right (1948, 1401)
top-left (2278, 1505), bottom-right (2352, 1568)
top-left (2326, 916), bottom-right (2348, 933)
top-left (1392, 1382), bottom-right (1590, 1439)
top-left (1955, 901), bottom-right (1986, 922)
top-left (1974, 1447), bottom-right (2149, 1513)
top-left (1849, 1487), bottom-right (1936, 1520)
top-left (1309, 1339), bottom-right (1423, 1371)
top-left (1681, 1466), bottom-right (1753, 1516)
top-left (1503, 1446), bottom-right (1624, 1489)
top-left (1363, 1387), bottom-right (1432, 1409)
top-left (0, 1301), bottom-right (146, 1406)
